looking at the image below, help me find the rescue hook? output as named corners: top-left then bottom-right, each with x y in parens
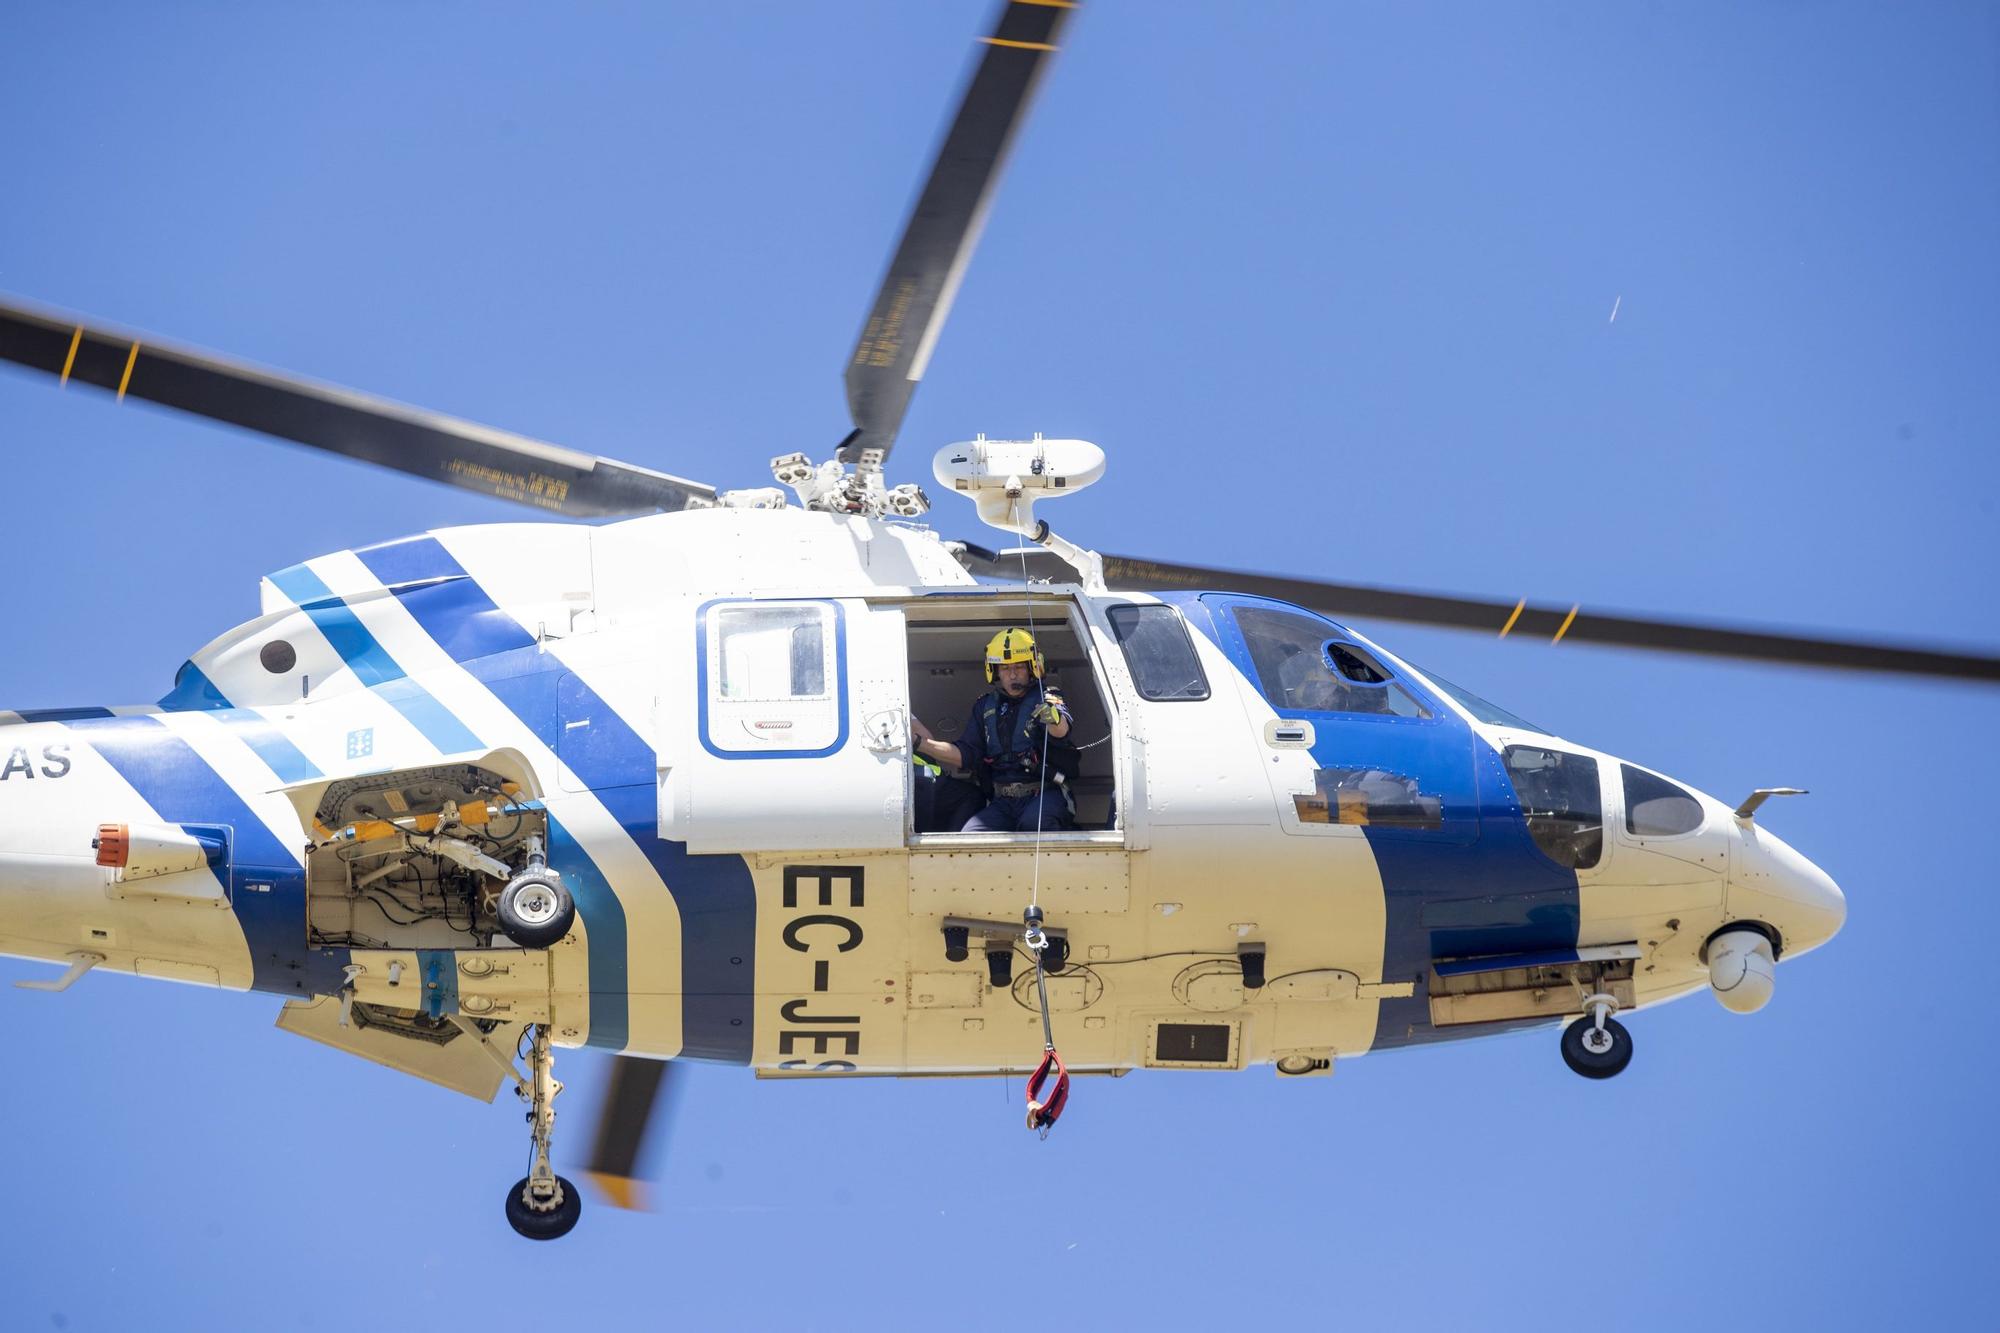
top-left (1022, 906), bottom-right (1070, 1138)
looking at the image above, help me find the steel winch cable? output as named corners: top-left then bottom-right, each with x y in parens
top-left (1014, 545), bottom-right (1069, 1137)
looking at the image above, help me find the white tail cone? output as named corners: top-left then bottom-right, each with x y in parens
top-left (1708, 929), bottom-right (1777, 1014)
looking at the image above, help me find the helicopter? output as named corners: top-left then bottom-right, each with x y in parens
top-left (0, 1), bottom-right (1990, 1245)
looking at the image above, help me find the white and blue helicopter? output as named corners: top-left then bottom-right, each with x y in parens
top-left (0, 0), bottom-right (1984, 1241)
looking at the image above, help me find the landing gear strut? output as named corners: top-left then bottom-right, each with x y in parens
top-left (505, 1024), bottom-right (581, 1240)
top-left (1560, 992), bottom-right (1633, 1080)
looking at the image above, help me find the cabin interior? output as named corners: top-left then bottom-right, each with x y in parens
top-left (903, 597), bottom-right (1118, 833)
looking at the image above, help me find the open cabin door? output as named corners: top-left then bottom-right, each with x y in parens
top-left (660, 597), bottom-right (908, 854)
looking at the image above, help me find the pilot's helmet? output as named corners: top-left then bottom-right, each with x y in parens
top-left (984, 627), bottom-right (1045, 682)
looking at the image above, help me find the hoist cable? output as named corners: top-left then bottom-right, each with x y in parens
top-left (1015, 543), bottom-right (1051, 912)
top-left (1014, 541), bottom-right (1067, 1137)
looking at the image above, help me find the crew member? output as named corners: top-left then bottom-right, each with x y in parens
top-left (911, 628), bottom-right (1076, 833)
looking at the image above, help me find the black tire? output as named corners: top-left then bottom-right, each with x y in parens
top-left (1561, 1015), bottom-right (1633, 1080)
top-left (505, 1174), bottom-right (582, 1240)
top-left (498, 872), bottom-right (575, 948)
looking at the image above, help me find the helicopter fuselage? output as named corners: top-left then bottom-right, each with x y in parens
top-left (0, 506), bottom-right (1845, 1080)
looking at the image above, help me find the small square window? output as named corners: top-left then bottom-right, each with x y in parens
top-left (715, 606), bottom-right (830, 701)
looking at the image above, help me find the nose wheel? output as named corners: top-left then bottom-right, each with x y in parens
top-left (506, 1024), bottom-right (582, 1240)
top-left (1561, 994), bottom-right (1633, 1080)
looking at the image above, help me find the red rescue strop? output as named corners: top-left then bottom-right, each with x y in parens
top-left (1024, 1045), bottom-right (1069, 1133)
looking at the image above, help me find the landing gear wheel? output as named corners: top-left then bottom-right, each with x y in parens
top-left (1561, 1014), bottom-right (1633, 1079)
top-left (498, 872), bottom-right (574, 948)
top-left (505, 1174), bottom-right (581, 1240)
top-left (505, 1024), bottom-right (577, 1239)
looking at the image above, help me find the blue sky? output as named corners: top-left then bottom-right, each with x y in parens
top-left (2, 3), bottom-right (1996, 1326)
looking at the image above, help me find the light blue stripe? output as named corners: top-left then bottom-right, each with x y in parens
top-left (373, 679), bottom-right (483, 755)
top-left (268, 564), bottom-right (483, 755)
top-left (269, 565), bottom-right (404, 688)
top-left (212, 709), bottom-right (322, 785)
top-left (154, 661), bottom-right (323, 785)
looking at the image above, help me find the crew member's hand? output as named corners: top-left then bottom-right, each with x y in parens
top-left (911, 716), bottom-right (934, 747)
top-left (1034, 693), bottom-right (1068, 726)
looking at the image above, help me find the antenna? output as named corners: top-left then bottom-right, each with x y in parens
top-left (932, 435), bottom-right (1107, 589)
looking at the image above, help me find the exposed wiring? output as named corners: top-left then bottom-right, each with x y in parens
top-left (1009, 943), bottom-right (1236, 970)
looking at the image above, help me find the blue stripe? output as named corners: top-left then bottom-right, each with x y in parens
top-left (356, 536), bottom-right (756, 1061)
top-left (416, 949), bottom-right (459, 1019)
top-left (210, 709), bottom-right (322, 785)
top-left (158, 662), bottom-right (230, 712)
top-left (348, 534), bottom-right (469, 588)
top-left (353, 534), bottom-right (544, 662)
top-left (267, 564), bottom-right (483, 755)
top-left (1434, 946), bottom-right (1585, 978)
top-left (152, 662), bottom-right (324, 785)
top-left (62, 715), bottom-right (348, 997)
top-left (544, 809), bottom-right (630, 1050)
top-left (1181, 592), bottom-right (1581, 1052)
top-left (14, 706), bottom-right (116, 722)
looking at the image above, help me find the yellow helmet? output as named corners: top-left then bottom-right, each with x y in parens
top-left (984, 627), bottom-right (1044, 682)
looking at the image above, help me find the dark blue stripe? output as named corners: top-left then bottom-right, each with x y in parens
top-left (1178, 592), bottom-right (1581, 1052)
top-left (63, 715), bottom-right (348, 997)
top-left (545, 808), bottom-right (630, 1051)
top-left (151, 662), bottom-right (324, 786)
top-left (358, 536), bottom-right (755, 1062)
top-left (1433, 945), bottom-right (1585, 977)
top-left (14, 706), bottom-right (117, 722)
top-left (267, 564), bottom-right (483, 755)
top-left (348, 533), bottom-right (471, 588)
top-left (1363, 738), bottom-right (1582, 1049)
top-left (158, 662), bottom-right (231, 712)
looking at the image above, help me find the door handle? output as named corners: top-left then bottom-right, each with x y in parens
top-left (862, 707), bottom-right (906, 754)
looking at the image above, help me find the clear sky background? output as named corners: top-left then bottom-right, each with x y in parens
top-left (2, 3), bottom-right (1996, 1327)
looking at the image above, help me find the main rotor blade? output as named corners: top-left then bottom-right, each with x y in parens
top-left (0, 298), bottom-right (715, 517)
top-left (584, 1055), bottom-right (675, 1210)
top-left (1098, 554), bottom-right (2000, 685)
top-left (841, 0), bottom-right (1076, 467)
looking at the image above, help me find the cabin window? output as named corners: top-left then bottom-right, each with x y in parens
top-left (1106, 604), bottom-right (1209, 701)
top-left (703, 601), bottom-right (842, 757)
top-left (1623, 764), bottom-right (1704, 837)
top-left (1503, 745), bottom-right (1603, 870)
top-left (715, 605), bottom-right (829, 701)
top-left (1232, 607), bottom-right (1429, 717)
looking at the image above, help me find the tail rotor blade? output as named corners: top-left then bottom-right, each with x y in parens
top-left (585, 1055), bottom-right (676, 1210)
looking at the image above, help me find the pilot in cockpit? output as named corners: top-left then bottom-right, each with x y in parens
top-left (911, 628), bottom-right (1078, 832)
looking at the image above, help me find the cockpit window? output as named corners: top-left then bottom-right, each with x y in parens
top-left (1623, 765), bottom-right (1704, 836)
top-left (1419, 670), bottom-right (1548, 734)
top-left (1233, 607), bottom-right (1429, 718)
top-left (1503, 745), bottom-right (1603, 870)
top-left (1106, 604), bottom-right (1210, 701)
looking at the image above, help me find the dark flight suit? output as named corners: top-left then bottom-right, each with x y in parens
top-left (953, 682), bottom-right (1076, 833)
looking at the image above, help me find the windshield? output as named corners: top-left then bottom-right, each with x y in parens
top-left (1417, 669), bottom-right (1547, 734)
top-left (1233, 607), bottom-right (1430, 718)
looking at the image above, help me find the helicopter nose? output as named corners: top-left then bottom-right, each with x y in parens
top-left (1728, 823), bottom-right (1847, 957)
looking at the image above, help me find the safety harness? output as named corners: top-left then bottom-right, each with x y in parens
top-left (976, 685), bottom-right (1075, 792)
